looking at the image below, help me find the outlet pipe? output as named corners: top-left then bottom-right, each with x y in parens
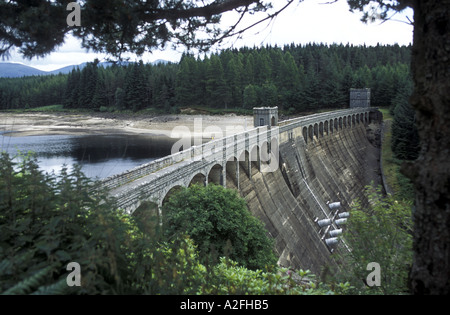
top-left (335, 218), bottom-right (347, 226)
top-left (317, 218), bottom-right (332, 228)
top-left (329, 229), bottom-right (343, 237)
top-left (325, 238), bottom-right (339, 246)
top-left (328, 202), bottom-right (341, 210)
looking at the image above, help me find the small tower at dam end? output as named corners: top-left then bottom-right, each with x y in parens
top-left (350, 88), bottom-right (371, 108)
top-left (253, 107), bottom-right (278, 127)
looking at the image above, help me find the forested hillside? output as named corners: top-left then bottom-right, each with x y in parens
top-left (0, 43), bottom-right (411, 113)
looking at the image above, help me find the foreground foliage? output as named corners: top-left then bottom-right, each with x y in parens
top-left (0, 152), bottom-right (345, 295)
top-left (331, 186), bottom-right (413, 294)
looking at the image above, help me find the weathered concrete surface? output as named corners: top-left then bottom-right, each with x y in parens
top-left (228, 116), bottom-right (383, 275)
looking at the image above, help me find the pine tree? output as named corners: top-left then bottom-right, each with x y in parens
top-left (224, 57), bottom-right (243, 108)
top-left (391, 81), bottom-right (418, 161)
top-left (175, 54), bottom-right (198, 108)
top-left (78, 61), bottom-right (99, 109)
top-left (259, 83), bottom-right (278, 108)
top-left (277, 52), bottom-right (301, 110)
top-left (124, 61), bottom-right (147, 112)
top-left (205, 54), bottom-right (230, 108)
top-left (114, 87), bottom-right (125, 110)
top-left (243, 84), bottom-right (258, 109)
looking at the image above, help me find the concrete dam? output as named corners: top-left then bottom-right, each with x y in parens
top-left (101, 106), bottom-right (383, 274)
top-left (229, 110), bottom-right (383, 273)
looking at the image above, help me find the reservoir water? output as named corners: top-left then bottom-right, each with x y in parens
top-left (0, 132), bottom-right (177, 179)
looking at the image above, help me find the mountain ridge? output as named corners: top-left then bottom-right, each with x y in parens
top-left (0, 59), bottom-right (170, 78)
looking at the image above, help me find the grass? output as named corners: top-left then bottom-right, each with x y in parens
top-left (1, 104), bottom-right (66, 112)
top-left (378, 107), bottom-right (393, 120)
top-left (379, 106), bottom-right (415, 201)
top-left (379, 106), bottom-right (398, 194)
top-left (179, 106), bottom-right (253, 116)
top-left (27, 104), bottom-right (65, 112)
top-left (381, 119), bottom-right (398, 193)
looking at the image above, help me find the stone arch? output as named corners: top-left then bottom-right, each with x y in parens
top-left (132, 199), bottom-right (160, 229)
top-left (226, 156), bottom-right (239, 189)
top-left (271, 115), bottom-right (276, 127)
top-left (208, 164), bottom-right (223, 186)
top-left (303, 126), bottom-right (308, 143)
top-left (238, 150), bottom-right (251, 177)
top-left (308, 125), bottom-right (314, 141)
top-left (189, 172), bottom-right (207, 186)
top-left (314, 123), bottom-right (319, 139)
top-left (162, 185), bottom-right (184, 206)
top-left (324, 120), bottom-right (329, 135)
top-left (260, 140), bottom-right (271, 166)
top-left (250, 144), bottom-right (260, 174)
top-left (339, 117), bottom-right (343, 129)
top-left (334, 118), bottom-right (338, 131)
top-left (352, 114), bottom-right (356, 126)
top-left (343, 116), bottom-right (347, 128)
top-left (319, 121), bottom-right (324, 137)
top-left (347, 115), bottom-right (352, 127)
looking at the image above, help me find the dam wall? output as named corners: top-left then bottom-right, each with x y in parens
top-left (227, 111), bottom-right (383, 274)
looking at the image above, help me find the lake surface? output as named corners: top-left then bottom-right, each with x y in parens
top-left (0, 132), bottom-right (178, 179)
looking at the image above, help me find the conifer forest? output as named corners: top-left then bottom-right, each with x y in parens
top-left (0, 43), bottom-right (411, 113)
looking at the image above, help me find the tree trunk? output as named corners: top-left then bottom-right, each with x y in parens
top-left (406, 0), bottom-right (450, 295)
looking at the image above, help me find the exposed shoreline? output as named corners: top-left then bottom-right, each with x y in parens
top-left (0, 112), bottom-right (253, 138)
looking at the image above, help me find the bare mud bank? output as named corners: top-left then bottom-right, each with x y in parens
top-left (0, 112), bottom-right (253, 138)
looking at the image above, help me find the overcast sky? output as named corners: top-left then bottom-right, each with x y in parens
top-left (7, 0), bottom-right (414, 72)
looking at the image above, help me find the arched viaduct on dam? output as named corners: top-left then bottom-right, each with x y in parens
top-left (99, 106), bottom-right (382, 274)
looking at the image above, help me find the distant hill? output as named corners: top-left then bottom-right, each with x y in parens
top-left (0, 60), bottom-right (171, 78)
top-left (0, 63), bottom-right (47, 78)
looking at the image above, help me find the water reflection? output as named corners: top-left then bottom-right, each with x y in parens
top-left (0, 132), bottom-right (177, 179)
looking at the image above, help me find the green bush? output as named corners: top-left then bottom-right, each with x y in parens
top-left (162, 184), bottom-right (278, 271)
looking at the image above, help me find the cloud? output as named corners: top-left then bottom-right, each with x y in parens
top-left (219, 0), bottom-right (413, 48)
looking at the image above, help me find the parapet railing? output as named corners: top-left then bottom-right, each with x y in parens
top-left (99, 124), bottom-right (274, 190)
top-left (278, 107), bottom-right (374, 134)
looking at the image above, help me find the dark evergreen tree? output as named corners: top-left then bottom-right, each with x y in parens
top-left (124, 61), bottom-right (147, 111)
top-left (277, 52), bottom-right (301, 110)
top-left (243, 84), bottom-right (258, 109)
top-left (114, 87), bottom-right (125, 111)
top-left (175, 54), bottom-right (199, 108)
top-left (205, 54), bottom-right (230, 108)
top-left (391, 80), bottom-right (418, 160)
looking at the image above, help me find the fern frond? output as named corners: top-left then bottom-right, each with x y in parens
top-left (1, 265), bottom-right (53, 295)
top-left (0, 257), bottom-right (14, 276)
top-left (31, 278), bottom-right (71, 295)
top-left (0, 250), bottom-right (35, 276)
